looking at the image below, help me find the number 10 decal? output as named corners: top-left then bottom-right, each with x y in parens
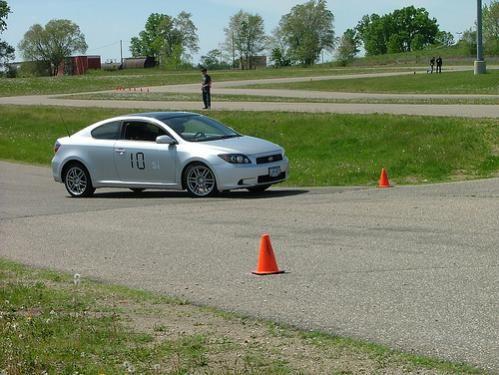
top-left (130, 152), bottom-right (146, 169)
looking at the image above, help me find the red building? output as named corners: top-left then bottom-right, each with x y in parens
top-left (58, 55), bottom-right (101, 76)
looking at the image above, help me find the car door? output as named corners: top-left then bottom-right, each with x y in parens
top-left (87, 120), bottom-right (121, 184)
top-left (113, 120), bottom-right (177, 185)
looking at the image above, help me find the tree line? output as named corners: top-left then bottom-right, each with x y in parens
top-left (1, 0), bottom-right (498, 76)
top-left (130, 0), bottom-right (336, 69)
top-left (127, 0), bottom-right (499, 68)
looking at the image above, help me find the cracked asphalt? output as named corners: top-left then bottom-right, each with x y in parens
top-left (1, 161), bottom-right (498, 372)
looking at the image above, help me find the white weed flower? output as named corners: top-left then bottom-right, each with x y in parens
top-left (73, 273), bottom-right (81, 286)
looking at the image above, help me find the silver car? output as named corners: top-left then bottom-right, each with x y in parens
top-left (52, 112), bottom-right (289, 197)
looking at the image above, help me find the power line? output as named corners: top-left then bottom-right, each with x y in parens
top-left (86, 41), bottom-right (121, 53)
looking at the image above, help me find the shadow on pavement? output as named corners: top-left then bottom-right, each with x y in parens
top-left (89, 189), bottom-right (309, 200)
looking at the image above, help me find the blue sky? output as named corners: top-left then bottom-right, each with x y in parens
top-left (2, 0), bottom-right (481, 62)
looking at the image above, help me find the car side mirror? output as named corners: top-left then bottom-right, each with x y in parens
top-left (156, 135), bottom-right (177, 145)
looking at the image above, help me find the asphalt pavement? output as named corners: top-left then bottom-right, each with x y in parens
top-left (1, 161), bottom-right (498, 372)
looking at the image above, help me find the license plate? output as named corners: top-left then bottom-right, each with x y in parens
top-left (269, 166), bottom-right (281, 177)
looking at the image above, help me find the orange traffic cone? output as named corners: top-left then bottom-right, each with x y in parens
top-left (252, 234), bottom-right (284, 275)
top-left (378, 168), bottom-right (391, 188)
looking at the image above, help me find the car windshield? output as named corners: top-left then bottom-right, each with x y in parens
top-left (162, 115), bottom-right (241, 142)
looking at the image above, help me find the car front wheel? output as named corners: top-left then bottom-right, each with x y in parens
top-left (185, 163), bottom-right (217, 197)
top-left (63, 163), bottom-right (95, 197)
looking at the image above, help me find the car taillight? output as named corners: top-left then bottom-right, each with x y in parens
top-left (54, 141), bottom-right (61, 154)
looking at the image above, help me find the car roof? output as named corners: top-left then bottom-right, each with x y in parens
top-left (127, 112), bottom-right (200, 122)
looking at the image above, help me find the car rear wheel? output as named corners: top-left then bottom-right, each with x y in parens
top-left (185, 163), bottom-right (217, 197)
top-left (247, 184), bottom-right (271, 193)
top-left (63, 163), bottom-right (95, 197)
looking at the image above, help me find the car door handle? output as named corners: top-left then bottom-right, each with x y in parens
top-left (115, 148), bottom-right (125, 155)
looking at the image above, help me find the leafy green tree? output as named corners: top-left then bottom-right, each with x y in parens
top-left (0, 0), bottom-right (9, 31)
top-left (483, 0), bottom-right (499, 53)
top-left (267, 27), bottom-right (290, 67)
top-left (130, 12), bottom-right (199, 68)
top-left (335, 28), bottom-right (360, 65)
top-left (277, 0), bottom-right (335, 65)
top-left (458, 28), bottom-right (477, 56)
top-left (223, 10), bottom-right (266, 69)
top-left (130, 13), bottom-right (167, 59)
top-left (356, 6), bottom-right (439, 55)
top-left (270, 47), bottom-right (291, 67)
top-left (391, 6), bottom-right (439, 51)
top-left (0, 0), bottom-right (14, 72)
top-left (18, 19), bottom-right (87, 76)
top-left (355, 14), bottom-right (388, 55)
top-left (200, 49), bottom-right (230, 69)
top-left (434, 31), bottom-right (455, 47)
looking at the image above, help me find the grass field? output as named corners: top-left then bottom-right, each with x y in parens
top-left (61, 91), bottom-right (499, 105)
top-left (1, 106), bottom-right (497, 186)
top-left (240, 70), bottom-right (499, 95)
top-left (0, 66), bottom-right (414, 97)
top-left (347, 44), bottom-right (499, 66)
top-left (0, 258), bottom-right (485, 374)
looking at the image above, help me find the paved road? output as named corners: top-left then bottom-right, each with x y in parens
top-left (3, 94), bottom-right (498, 118)
top-left (1, 68), bottom-right (498, 118)
top-left (1, 161), bottom-right (498, 372)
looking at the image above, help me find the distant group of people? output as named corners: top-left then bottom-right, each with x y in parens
top-left (428, 56), bottom-right (443, 74)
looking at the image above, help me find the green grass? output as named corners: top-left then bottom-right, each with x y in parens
top-left (348, 44), bottom-right (499, 67)
top-left (0, 258), bottom-right (486, 374)
top-left (1, 106), bottom-right (498, 186)
top-left (60, 91), bottom-right (499, 105)
top-left (240, 70), bottom-right (499, 95)
top-left (0, 66), bottom-right (416, 97)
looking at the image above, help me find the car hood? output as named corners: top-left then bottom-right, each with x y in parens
top-left (193, 136), bottom-right (282, 155)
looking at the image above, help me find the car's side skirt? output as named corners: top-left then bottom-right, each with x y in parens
top-left (94, 180), bottom-right (181, 189)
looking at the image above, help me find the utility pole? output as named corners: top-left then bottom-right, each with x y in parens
top-left (474, 0), bottom-right (487, 74)
top-left (120, 40), bottom-right (123, 66)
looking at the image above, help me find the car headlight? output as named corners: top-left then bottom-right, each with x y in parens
top-left (218, 154), bottom-right (251, 164)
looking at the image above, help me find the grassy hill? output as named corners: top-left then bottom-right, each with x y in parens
top-left (348, 45), bottom-right (499, 67)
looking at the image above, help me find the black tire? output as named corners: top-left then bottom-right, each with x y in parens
top-left (63, 162), bottom-right (95, 197)
top-left (247, 184), bottom-right (271, 193)
top-left (130, 188), bottom-right (145, 194)
top-left (184, 163), bottom-right (218, 197)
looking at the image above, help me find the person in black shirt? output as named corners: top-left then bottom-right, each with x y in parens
top-left (201, 68), bottom-right (212, 109)
top-left (436, 56), bottom-right (443, 74)
top-left (429, 57), bottom-right (435, 74)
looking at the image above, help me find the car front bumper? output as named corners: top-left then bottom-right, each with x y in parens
top-left (214, 158), bottom-right (289, 191)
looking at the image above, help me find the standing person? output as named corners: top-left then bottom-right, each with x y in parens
top-left (436, 56), bottom-right (443, 74)
top-left (201, 68), bottom-right (212, 110)
top-left (429, 57), bottom-right (435, 74)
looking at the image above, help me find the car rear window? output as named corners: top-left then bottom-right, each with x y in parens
top-left (91, 121), bottom-right (121, 140)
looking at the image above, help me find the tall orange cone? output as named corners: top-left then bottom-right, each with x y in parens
top-left (378, 168), bottom-right (391, 188)
top-left (252, 234), bottom-right (284, 275)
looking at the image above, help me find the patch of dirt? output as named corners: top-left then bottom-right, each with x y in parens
top-left (115, 300), bottom-right (454, 374)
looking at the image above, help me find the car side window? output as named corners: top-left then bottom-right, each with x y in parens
top-left (123, 121), bottom-right (168, 142)
top-left (91, 121), bottom-right (121, 140)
